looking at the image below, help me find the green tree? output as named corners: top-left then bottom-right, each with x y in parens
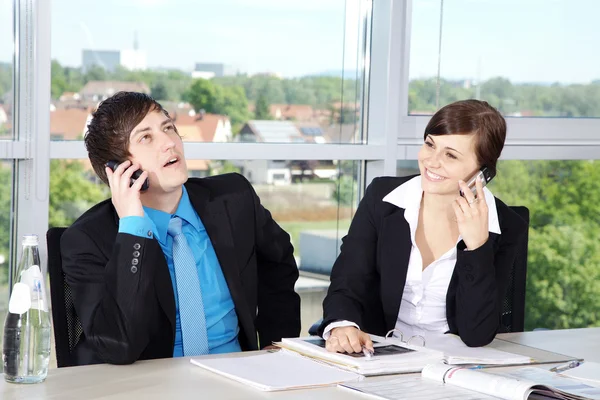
top-left (83, 65), bottom-right (108, 84)
top-left (184, 80), bottom-right (250, 126)
top-left (254, 93), bottom-right (271, 120)
top-left (333, 175), bottom-right (356, 206)
top-left (490, 160), bottom-right (600, 330)
top-left (184, 79), bottom-right (218, 114)
top-left (151, 80), bottom-right (169, 100)
top-left (49, 160), bottom-right (109, 228)
top-left (51, 60), bottom-right (68, 99)
top-left (215, 85), bottom-right (250, 126)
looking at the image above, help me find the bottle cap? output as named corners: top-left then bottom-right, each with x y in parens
top-left (22, 234), bottom-right (39, 246)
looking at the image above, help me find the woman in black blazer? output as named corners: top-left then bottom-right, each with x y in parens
top-left (319, 100), bottom-right (528, 352)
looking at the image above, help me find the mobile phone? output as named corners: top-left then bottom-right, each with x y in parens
top-left (105, 160), bottom-right (149, 191)
top-left (460, 166), bottom-right (495, 198)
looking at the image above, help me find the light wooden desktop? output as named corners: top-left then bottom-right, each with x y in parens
top-left (2, 328), bottom-right (599, 400)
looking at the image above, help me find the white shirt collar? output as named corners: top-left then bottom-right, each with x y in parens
top-left (382, 176), bottom-right (501, 235)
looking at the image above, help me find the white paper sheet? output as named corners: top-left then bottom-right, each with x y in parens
top-left (190, 350), bottom-right (361, 391)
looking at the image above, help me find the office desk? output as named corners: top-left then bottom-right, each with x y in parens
top-left (2, 328), bottom-right (598, 400)
top-left (499, 327), bottom-right (600, 362)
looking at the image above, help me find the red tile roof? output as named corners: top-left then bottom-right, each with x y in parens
top-left (50, 108), bottom-right (91, 140)
top-left (171, 111), bottom-right (228, 142)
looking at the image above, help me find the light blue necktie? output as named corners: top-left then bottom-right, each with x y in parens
top-left (167, 216), bottom-right (210, 356)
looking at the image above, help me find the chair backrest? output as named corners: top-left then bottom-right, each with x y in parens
top-left (500, 206), bottom-right (530, 333)
top-left (47, 227), bottom-right (84, 367)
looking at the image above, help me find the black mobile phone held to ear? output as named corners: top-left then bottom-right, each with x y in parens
top-left (105, 160), bottom-right (150, 191)
top-left (460, 166), bottom-right (495, 198)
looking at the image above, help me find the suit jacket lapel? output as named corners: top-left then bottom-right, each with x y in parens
top-left (186, 182), bottom-right (257, 349)
top-left (379, 207), bottom-right (413, 331)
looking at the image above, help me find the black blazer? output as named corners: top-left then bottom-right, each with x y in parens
top-left (61, 173), bottom-right (301, 364)
top-left (319, 175), bottom-right (528, 347)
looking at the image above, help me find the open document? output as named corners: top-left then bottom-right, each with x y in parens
top-left (422, 333), bottom-right (534, 365)
top-left (277, 336), bottom-right (444, 375)
top-left (276, 332), bottom-right (567, 376)
top-left (340, 363), bottom-right (600, 400)
top-left (190, 350), bottom-right (360, 391)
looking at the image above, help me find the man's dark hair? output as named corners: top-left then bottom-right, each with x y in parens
top-left (423, 99), bottom-right (507, 177)
top-left (85, 91), bottom-right (171, 185)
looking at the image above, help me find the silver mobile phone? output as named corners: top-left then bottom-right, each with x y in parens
top-left (460, 166), bottom-right (495, 198)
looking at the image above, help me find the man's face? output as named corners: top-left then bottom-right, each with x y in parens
top-left (128, 110), bottom-right (188, 194)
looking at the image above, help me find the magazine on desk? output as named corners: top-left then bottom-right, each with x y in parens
top-left (276, 332), bottom-right (544, 376)
top-left (340, 363), bottom-right (600, 400)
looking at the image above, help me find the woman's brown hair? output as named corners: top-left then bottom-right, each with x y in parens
top-left (424, 99), bottom-right (506, 176)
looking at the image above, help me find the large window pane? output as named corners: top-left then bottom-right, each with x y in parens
top-left (0, 0), bottom-right (13, 139)
top-left (50, 0), bottom-right (371, 143)
top-left (409, 0), bottom-right (600, 117)
top-left (396, 159), bottom-right (600, 331)
top-left (50, 158), bottom-right (360, 336)
top-left (490, 160), bottom-right (600, 331)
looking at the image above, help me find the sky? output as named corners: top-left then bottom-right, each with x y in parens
top-left (0, 0), bottom-right (599, 83)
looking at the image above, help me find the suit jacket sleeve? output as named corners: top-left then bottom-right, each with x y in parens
top-left (319, 178), bottom-right (380, 335)
top-left (61, 227), bottom-right (165, 364)
top-left (243, 176), bottom-right (301, 346)
top-left (452, 219), bottom-right (528, 347)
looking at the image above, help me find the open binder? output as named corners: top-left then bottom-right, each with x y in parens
top-left (276, 330), bottom-right (580, 376)
top-left (277, 334), bottom-right (442, 376)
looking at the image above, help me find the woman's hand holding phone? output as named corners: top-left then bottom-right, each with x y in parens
top-left (105, 160), bottom-right (148, 218)
top-left (453, 177), bottom-right (489, 250)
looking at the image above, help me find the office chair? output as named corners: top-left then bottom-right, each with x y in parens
top-left (47, 227), bottom-right (85, 367)
top-left (308, 206), bottom-right (530, 336)
top-left (500, 206), bottom-right (529, 333)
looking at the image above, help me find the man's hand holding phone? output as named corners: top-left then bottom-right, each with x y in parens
top-left (105, 160), bottom-right (149, 218)
top-left (453, 176), bottom-right (490, 250)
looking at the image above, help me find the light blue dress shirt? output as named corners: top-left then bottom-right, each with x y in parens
top-left (119, 186), bottom-right (241, 356)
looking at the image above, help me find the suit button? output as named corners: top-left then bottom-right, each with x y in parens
top-left (147, 231), bottom-right (153, 238)
top-left (131, 265), bottom-right (138, 273)
top-left (133, 243), bottom-right (141, 250)
top-left (133, 251), bottom-right (140, 257)
top-left (132, 258), bottom-right (139, 265)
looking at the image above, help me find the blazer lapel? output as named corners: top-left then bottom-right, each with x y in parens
top-left (186, 183), bottom-right (257, 349)
top-left (379, 208), bottom-right (413, 331)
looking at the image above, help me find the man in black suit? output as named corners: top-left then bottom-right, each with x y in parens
top-left (61, 91), bottom-right (301, 365)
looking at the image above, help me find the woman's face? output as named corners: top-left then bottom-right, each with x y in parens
top-left (417, 133), bottom-right (481, 196)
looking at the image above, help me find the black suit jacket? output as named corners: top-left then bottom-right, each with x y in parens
top-left (319, 176), bottom-right (528, 347)
top-left (61, 173), bottom-right (301, 364)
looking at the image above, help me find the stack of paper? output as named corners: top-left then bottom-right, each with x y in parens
top-left (190, 350), bottom-right (360, 391)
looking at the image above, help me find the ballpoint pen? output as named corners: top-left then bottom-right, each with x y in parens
top-left (362, 345), bottom-right (374, 358)
top-left (549, 361), bottom-right (581, 373)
